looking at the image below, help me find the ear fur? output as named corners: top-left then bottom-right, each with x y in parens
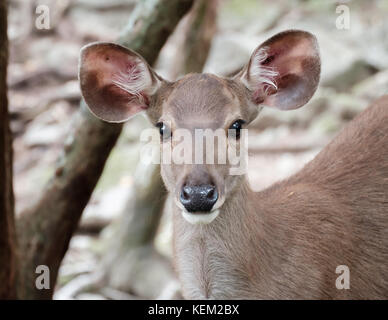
top-left (79, 42), bottom-right (163, 123)
top-left (236, 30), bottom-right (321, 110)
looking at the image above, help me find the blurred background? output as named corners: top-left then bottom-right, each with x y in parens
top-left (7, 0), bottom-right (388, 299)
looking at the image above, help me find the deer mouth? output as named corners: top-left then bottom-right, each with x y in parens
top-left (181, 209), bottom-right (220, 225)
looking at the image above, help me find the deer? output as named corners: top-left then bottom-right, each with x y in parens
top-left (79, 30), bottom-right (388, 299)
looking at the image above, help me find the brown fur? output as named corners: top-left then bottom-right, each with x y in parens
top-left (172, 96), bottom-right (388, 299)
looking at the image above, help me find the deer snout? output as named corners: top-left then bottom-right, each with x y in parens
top-left (180, 184), bottom-right (218, 213)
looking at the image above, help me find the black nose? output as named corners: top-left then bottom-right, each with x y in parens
top-left (180, 185), bottom-right (218, 213)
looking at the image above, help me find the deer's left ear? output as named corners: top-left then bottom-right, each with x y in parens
top-left (236, 30), bottom-right (320, 110)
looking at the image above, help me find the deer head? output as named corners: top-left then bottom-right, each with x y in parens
top-left (79, 30), bottom-right (320, 224)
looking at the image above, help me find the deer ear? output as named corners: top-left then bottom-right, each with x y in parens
top-left (237, 30), bottom-right (320, 110)
top-left (79, 42), bottom-right (163, 123)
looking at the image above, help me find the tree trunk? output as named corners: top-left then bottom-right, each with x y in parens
top-left (166, 0), bottom-right (218, 79)
top-left (0, 0), bottom-right (17, 300)
top-left (182, 0), bottom-right (218, 74)
top-left (16, 0), bottom-right (194, 299)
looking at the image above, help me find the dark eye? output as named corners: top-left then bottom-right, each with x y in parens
top-left (229, 119), bottom-right (245, 139)
top-left (156, 122), bottom-right (172, 140)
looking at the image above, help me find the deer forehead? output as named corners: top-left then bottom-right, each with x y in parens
top-left (159, 73), bottom-right (244, 129)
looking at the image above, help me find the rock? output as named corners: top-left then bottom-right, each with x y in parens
top-left (76, 293), bottom-right (106, 300)
top-left (203, 32), bottom-right (256, 76)
top-left (80, 185), bottom-right (131, 232)
top-left (310, 91), bottom-right (368, 134)
top-left (68, 4), bottom-right (132, 41)
top-left (352, 70), bottom-right (388, 101)
top-left (322, 60), bottom-right (378, 92)
top-left (24, 122), bottom-right (67, 146)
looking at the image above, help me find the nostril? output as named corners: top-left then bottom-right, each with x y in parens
top-left (181, 186), bottom-right (190, 201)
top-left (180, 185), bottom-right (192, 203)
top-left (206, 186), bottom-right (218, 201)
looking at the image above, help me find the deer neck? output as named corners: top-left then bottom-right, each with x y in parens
top-left (172, 178), bottom-right (266, 298)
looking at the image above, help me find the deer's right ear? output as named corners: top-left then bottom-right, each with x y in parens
top-left (79, 42), bottom-right (163, 123)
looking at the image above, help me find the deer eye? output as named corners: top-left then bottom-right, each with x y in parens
top-left (228, 119), bottom-right (245, 139)
top-left (156, 122), bottom-right (172, 140)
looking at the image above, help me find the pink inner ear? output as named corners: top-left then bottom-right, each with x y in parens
top-left (246, 31), bottom-right (320, 110)
top-left (95, 49), bottom-right (149, 101)
top-left (80, 43), bottom-right (155, 122)
top-left (252, 83), bottom-right (277, 104)
top-left (245, 45), bottom-right (281, 104)
top-left (111, 61), bottom-right (150, 107)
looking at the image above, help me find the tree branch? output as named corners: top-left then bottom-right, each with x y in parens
top-left (182, 0), bottom-right (218, 74)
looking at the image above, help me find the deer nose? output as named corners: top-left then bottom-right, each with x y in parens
top-left (180, 185), bottom-right (218, 213)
